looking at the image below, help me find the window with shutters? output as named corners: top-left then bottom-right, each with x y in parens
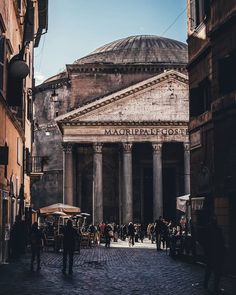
top-left (190, 0), bottom-right (197, 30)
top-left (219, 50), bottom-right (236, 95)
top-left (27, 93), bottom-right (33, 121)
top-left (17, 0), bottom-right (22, 12)
top-left (0, 25), bottom-right (6, 95)
top-left (190, 78), bottom-right (212, 117)
top-left (189, 0), bottom-right (211, 30)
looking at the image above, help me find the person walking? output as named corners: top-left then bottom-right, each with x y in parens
top-left (30, 222), bottom-right (44, 271)
top-left (154, 216), bottom-right (165, 250)
top-left (9, 215), bottom-right (28, 260)
top-left (127, 222), bottom-right (135, 246)
top-left (62, 220), bottom-right (79, 275)
top-left (104, 223), bottom-right (112, 248)
top-left (203, 216), bottom-right (225, 294)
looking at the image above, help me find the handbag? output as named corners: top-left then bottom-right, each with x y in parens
top-left (108, 230), bottom-right (113, 237)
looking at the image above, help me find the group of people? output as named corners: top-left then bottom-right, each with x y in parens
top-left (146, 216), bottom-right (195, 256)
top-left (29, 219), bottom-right (79, 274)
top-left (9, 214), bottom-right (226, 293)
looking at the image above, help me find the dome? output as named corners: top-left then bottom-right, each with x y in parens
top-left (74, 35), bottom-right (187, 65)
top-left (43, 71), bottom-right (67, 84)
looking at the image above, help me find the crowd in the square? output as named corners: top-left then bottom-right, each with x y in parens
top-left (8, 214), bottom-right (225, 294)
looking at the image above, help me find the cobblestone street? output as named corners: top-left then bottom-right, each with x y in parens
top-left (0, 239), bottom-right (235, 295)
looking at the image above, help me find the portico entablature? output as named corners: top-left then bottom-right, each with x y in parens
top-left (61, 122), bottom-right (189, 143)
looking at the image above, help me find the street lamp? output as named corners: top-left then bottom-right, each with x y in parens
top-left (51, 89), bottom-right (58, 102)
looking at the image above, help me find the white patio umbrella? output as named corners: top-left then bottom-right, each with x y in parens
top-left (81, 213), bottom-right (90, 217)
top-left (39, 203), bottom-right (80, 214)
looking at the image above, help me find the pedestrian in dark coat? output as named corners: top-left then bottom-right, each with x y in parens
top-left (203, 216), bottom-right (225, 293)
top-left (10, 215), bottom-right (28, 260)
top-left (154, 216), bottom-right (165, 250)
top-left (30, 222), bottom-right (44, 271)
top-left (127, 222), bottom-right (135, 246)
top-left (62, 220), bottom-right (79, 274)
top-left (104, 223), bottom-right (112, 248)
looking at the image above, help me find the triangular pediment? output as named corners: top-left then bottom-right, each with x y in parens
top-left (56, 70), bottom-right (188, 124)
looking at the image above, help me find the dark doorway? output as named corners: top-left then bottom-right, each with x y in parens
top-left (103, 144), bottom-right (119, 224)
top-left (142, 166), bottom-right (153, 224)
top-left (81, 165), bottom-right (93, 217)
top-left (163, 167), bottom-right (177, 221)
top-left (133, 143), bottom-right (153, 224)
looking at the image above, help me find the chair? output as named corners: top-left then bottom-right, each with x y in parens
top-left (44, 235), bottom-right (55, 252)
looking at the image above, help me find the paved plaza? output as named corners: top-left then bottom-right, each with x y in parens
top-left (0, 239), bottom-right (235, 295)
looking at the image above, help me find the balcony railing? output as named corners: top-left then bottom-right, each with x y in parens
top-left (26, 156), bottom-right (45, 176)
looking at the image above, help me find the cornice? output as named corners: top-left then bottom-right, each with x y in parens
top-left (187, 43), bottom-right (211, 70)
top-left (56, 70), bottom-right (188, 123)
top-left (61, 121), bottom-right (188, 127)
top-left (189, 111), bottom-right (212, 131)
top-left (66, 63), bottom-right (187, 74)
top-left (208, 10), bottom-right (236, 39)
top-left (34, 77), bottom-right (70, 93)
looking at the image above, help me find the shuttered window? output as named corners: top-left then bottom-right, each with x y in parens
top-left (190, 0), bottom-right (211, 30)
top-left (190, 0), bottom-right (196, 30)
top-left (0, 35), bottom-right (5, 92)
top-left (219, 50), bottom-right (236, 95)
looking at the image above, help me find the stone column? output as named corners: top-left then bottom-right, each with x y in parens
top-left (122, 142), bottom-right (133, 224)
top-left (93, 143), bottom-right (103, 225)
top-left (118, 149), bottom-right (123, 226)
top-left (77, 172), bottom-right (82, 208)
top-left (62, 143), bottom-right (74, 205)
top-left (152, 142), bottom-right (163, 220)
top-left (183, 142), bottom-right (191, 194)
top-left (140, 167), bottom-right (144, 224)
top-left (76, 147), bottom-right (83, 208)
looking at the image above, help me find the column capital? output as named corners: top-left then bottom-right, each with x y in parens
top-left (62, 142), bottom-right (73, 153)
top-left (122, 142), bottom-right (133, 153)
top-left (152, 142), bottom-right (163, 154)
top-left (183, 142), bottom-right (190, 152)
top-left (93, 142), bottom-right (103, 153)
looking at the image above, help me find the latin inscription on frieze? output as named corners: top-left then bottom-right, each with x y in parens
top-left (104, 128), bottom-right (188, 136)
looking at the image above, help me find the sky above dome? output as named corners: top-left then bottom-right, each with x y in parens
top-left (34, 0), bottom-right (187, 85)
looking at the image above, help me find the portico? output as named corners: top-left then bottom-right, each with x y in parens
top-left (56, 70), bottom-right (190, 225)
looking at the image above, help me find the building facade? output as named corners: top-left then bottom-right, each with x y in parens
top-left (187, 0), bottom-right (236, 265)
top-left (0, 0), bottom-right (47, 263)
top-left (33, 35), bottom-right (189, 225)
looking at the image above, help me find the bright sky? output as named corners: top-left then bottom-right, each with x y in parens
top-left (34, 0), bottom-right (187, 85)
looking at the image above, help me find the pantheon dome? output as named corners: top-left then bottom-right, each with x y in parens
top-left (74, 35), bottom-right (188, 65)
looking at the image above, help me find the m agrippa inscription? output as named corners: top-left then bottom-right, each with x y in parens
top-left (63, 125), bottom-right (189, 142)
top-left (104, 128), bottom-right (188, 136)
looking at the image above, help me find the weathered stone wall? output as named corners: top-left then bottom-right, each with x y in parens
top-left (77, 78), bottom-right (189, 123)
top-left (70, 71), bottom-right (157, 106)
top-left (32, 84), bottom-right (71, 209)
top-left (34, 84), bottom-right (71, 125)
top-left (211, 22), bottom-right (236, 100)
top-left (188, 0), bottom-right (236, 264)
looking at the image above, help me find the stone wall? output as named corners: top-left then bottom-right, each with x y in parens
top-left (70, 71), bottom-right (157, 106)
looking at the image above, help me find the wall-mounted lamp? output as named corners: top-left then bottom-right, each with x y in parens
top-left (51, 89), bottom-right (59, 102)
top-left (170, 92), bottom-right (175, 99)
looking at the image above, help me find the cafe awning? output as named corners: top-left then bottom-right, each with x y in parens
top-left (39, 203), bottom-right (81, 214)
